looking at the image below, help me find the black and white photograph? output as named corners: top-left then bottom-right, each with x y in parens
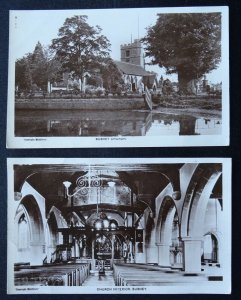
top-left (7, 158), bottom-right (231, 294)
top-left (7, 6), bottom-right (229, 148)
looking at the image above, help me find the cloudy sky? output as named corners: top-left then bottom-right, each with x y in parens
top-left (10, 7), bottom-right (226, 83)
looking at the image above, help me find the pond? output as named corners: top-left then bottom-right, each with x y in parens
top-left (15, 109), bottom-right (221, 137)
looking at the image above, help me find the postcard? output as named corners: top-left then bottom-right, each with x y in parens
top-left (7, 157), bottom-right (231, 294)
top-left (7, 6), bottom-right (229, 148)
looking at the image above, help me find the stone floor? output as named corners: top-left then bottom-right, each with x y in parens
top-left (82, 271), bottom-right (115, 286)
top-left (81, 265), bottom-right (223, 286)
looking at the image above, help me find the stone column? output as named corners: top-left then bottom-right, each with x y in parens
top-left (30, 245), bottom-right (46, 265)
top-left (145, 245), bottom-right (158, 264)
top-left (156, 243), bottom-right (171, 267)
top-left (82, 238), bottom-right (86, 257)
top-left (135, 242), bottom-right (145, 263)
top-left (91, 239), bottom-right (95, 272)
top-left (71, 238), bottom-right (75, 258)
top-left (182, 238), bottom-right (202, 274)
top-left (111, 235), bottom-right (115, 268)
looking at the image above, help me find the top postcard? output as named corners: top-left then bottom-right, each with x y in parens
top-left (7, 6), bottom-right (229, 148)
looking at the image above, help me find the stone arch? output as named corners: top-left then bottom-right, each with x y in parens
top-left (145, 212), bottom-right (155, 245)
top-left (66, 211), bottom-right (85, 227)
top-left (156, 195), bottom-right (179, 245)
top-left (18, 195), bottom-right (45, 244)
top-left (14, 195), bottom-right (45, 265)
top-left (155, 196), bottom-right (180, 267)
top-left (143, 208), bottom-right (158, 264)
top-left (202, 230), bottom-right (221, 265)
top-left (15, 205), bottom-right (31, 250)
top-left (181, 164), bottom-right (222, 238)
top-left (47, 212), bottom-right (58, 238)
top-left (47, 206), bottom-right (68, 229)
top-left (45, 210), bottom-right (59, 263)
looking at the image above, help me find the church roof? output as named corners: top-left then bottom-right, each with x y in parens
top-left (114, 60), bottom-right (152, 76)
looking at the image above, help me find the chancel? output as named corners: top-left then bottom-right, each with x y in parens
top-left (10, 162), bottom-right (228, 289)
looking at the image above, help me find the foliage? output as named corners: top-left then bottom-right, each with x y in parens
top-left (50, 15), bottom-right (111, 90)
top-left (162, 79), bottom-right (174, 95)
top-left (87, 74), bottom-right (103, 87)
top-left (142, 13), bottom-right (221, 93)
top-left (85, 85), bottom-right (105, 96)
top-left (15, 55), bottom-right (32, 91)
top-left (15, 42), bottom-right (62, 92)
top-left (101, 58), bottom-right (124, 93)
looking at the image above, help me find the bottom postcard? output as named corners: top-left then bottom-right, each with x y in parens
top-left (7, 158), bottom-right (231, 294)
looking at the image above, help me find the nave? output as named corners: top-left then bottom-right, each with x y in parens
top-left (14, 261), bottom-right (222, 287)
top-left (9, 161), bottom-right (229, 291)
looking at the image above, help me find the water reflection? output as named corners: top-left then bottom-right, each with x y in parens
top-left (15, 110), bottom-right (221, 137)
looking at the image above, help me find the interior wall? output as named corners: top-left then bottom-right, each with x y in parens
top-left (14, 182), bottom-right (47, 265)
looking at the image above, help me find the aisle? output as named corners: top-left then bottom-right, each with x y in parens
top-left (82, 271), bottom-right (115, 286)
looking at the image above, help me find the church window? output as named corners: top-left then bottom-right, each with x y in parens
top-left (18, 214), bottom-right (30, 250)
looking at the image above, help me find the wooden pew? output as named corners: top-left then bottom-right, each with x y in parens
top-left (14, 263), bottom-right (90, 286)
top-left (113, 263), bottom-right (208, 286)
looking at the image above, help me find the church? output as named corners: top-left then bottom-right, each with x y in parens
top-left (7, 158), bottom-right (230, 294)
top-left (114, 39), bottom-right (158, 93)
top-left (48, 39), bottom-right (159, 95)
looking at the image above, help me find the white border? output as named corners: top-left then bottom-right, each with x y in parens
top-left (7, 157), bottom-right (231, 294)
top-left (7, 6), bottom-right (229, 148)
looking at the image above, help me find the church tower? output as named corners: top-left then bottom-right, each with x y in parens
top-left (120, 39), bottom-right (144, 66)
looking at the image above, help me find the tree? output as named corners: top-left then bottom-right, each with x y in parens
top-left (101, 58), bottom-right (124, 93)
top-left (15, 55), bottom-right (32, 92)
top-left (142, 13), bottom-right (221, 93)
top-left (15, 42), bottom-right (62, 93)
top-left (50, 15), bottom-right (111, 91)
top-left (162, 79), bottom-right (174, 96)
top-left (31, 42), bottom-right (49, 90)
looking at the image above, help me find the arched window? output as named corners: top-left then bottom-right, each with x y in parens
top-left (18, 214), bottom-right (30, 250)
top-left (203, 233), bottom-right (218, 263)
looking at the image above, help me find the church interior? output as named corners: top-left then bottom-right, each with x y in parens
top-left (9, 161), bottom-right (228, 290)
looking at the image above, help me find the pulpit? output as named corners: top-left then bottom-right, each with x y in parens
top-left (96, 252), bottom-right (111, 275)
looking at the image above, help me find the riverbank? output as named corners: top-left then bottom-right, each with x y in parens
top-left (155, 96), bottom-right (222, 118)
top-left (15, 96), bottom-right (222, 118)
top-left (153, 106), bottom-right (221, 119)
top-left (15, 97), bottom-right (146, 110)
